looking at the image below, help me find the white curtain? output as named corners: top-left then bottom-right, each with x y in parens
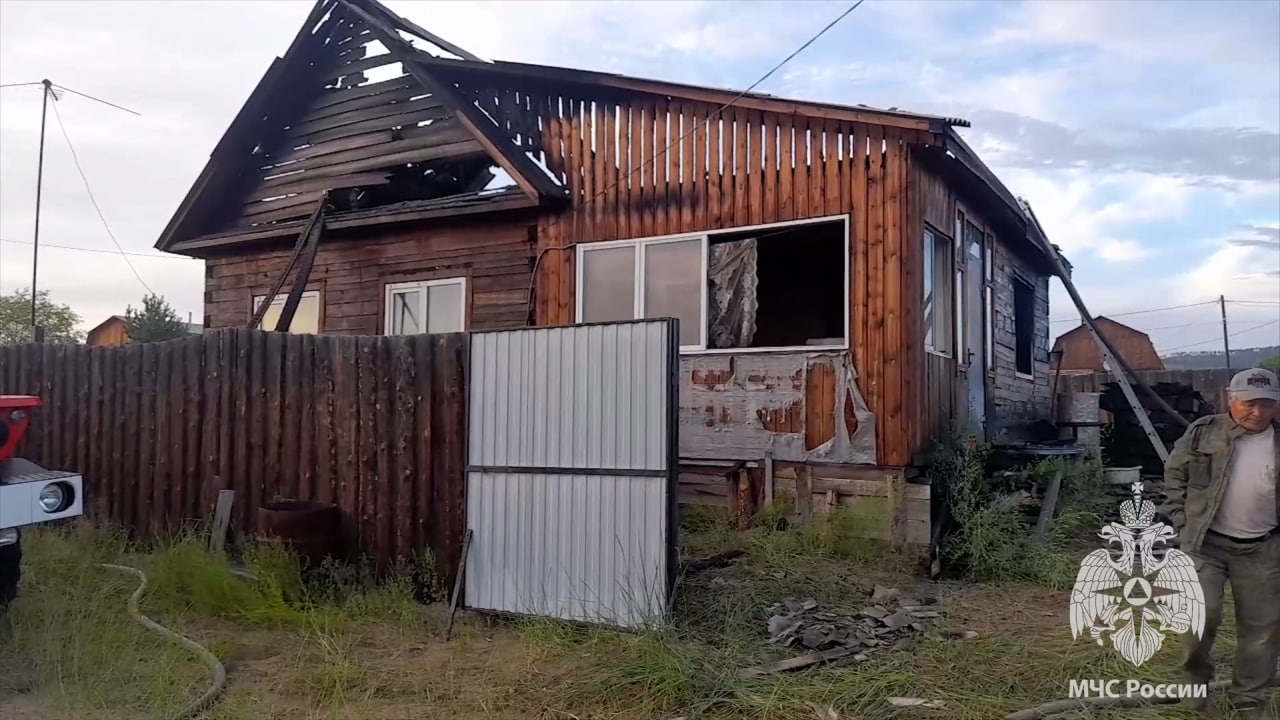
top-left (707, 238), bottom-right (758, 349)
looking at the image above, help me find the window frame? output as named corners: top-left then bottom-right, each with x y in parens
top-left (923, 223), bottom-right (955, 358)
top-left (983, 231), bottom-right (995, 377)
top-left (251, 289), bottom-right (322, 334)
top-left (574, 214), bottom-right (850, 355)
top-left (1012, 273), bottom-right (1036, 380)
top-left (383, 277), bottom-right (468, 336)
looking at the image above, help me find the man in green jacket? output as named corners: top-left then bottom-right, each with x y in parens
top-left (1165, 367), bottom-right (1280, 719)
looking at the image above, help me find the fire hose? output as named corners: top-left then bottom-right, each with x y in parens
top-left (99, 564), bottom-right (227, 720)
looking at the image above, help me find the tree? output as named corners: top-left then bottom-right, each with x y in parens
top-left (125, 294), bottom-right (188, 343)
top-left (1261, 356), bottom-right (1280, 372)
top-left (0, 288), bottom-right (82, 345)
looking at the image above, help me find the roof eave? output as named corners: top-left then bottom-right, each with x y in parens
top-left (154, 0), bottom-right (338, 253)
top-left (939, 127), bottom-right (1070, 274)
top-left (164, 187), bottom-right (540, 257)
top-left (420, 55), bottom-right (969, 132)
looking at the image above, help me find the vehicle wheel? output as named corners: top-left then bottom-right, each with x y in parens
top-left (0, 535), bottom-right (20, 608)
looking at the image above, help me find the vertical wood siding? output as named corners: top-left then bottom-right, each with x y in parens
top-left (465, 81), bottom-right (932, 465)
top-left (909, 157), bottom-right (958, 452)
top-left (0, 330), bottom-right (468, 583)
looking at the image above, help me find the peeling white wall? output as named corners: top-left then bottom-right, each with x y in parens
top-left (679, 350), bottom-right (877, 464)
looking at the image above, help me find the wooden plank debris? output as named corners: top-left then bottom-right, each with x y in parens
top-left (209, 490), bottom-right (235, 557)
top-left (738, 647), bottom-right (860, 678)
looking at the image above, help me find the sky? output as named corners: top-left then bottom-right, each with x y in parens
top-left (0, 0), bottom-right (1277, 353)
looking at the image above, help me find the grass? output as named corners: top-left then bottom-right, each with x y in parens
top-left (1, 490), bottom-right (1271, 720)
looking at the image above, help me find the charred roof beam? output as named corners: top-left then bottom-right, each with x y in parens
top-left (337, 0), bottom-right (567, 206)
top-left (344, 0), bottom-right (484, 63)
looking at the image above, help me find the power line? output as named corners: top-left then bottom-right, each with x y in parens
top-left (0, 81), bottom-right (43, 89)
top-left (1049, 300), bottom-right (1217, 325)
top-left (51, 83), bottom-right (141, 116)
top-left (0, 237), bottom-right (193, 261)
top-left (1158, 318), bottom-right (1280, 354)
top-left (526, 0), bottom-right (866, 318)
top-left (1135, 319), bottom-right (1223, 333)
top-left (1227, 299), bottom-right (1280, 306)
top-left (48, 96), bottom-right (156, 295)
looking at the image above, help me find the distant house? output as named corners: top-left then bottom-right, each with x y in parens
top-left (85, 315), bottom-right (203, 347)
top-left (86, 316), bottom-right (130, 347)
top-left (1052, 316), bottom-right (1164, 373)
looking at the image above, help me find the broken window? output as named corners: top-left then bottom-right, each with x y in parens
top-left (384, 278), bottom-right (466, 335)
top-left (1013, 276), bottom-right (1035, 376)
top-left (923, 227), bottom-right (954, 355)
top-left (575, 217), bottom-right (847, 352)
top-left (253, 290), bottom-right (321, 334)
top-left (707, 221), bottom-right (845, 350)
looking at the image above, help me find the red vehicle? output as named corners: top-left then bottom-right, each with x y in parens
top-left (0, 396), bottom-right (84, 605)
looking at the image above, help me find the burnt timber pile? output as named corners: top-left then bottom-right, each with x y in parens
top-left (1098, 380), bottom-right (1214, 475)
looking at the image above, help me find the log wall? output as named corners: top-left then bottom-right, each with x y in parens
top-left (202, 214), bottom-right (537, 334)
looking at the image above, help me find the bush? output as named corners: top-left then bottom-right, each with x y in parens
top-left (929, 439), bottom-right (1084, 588)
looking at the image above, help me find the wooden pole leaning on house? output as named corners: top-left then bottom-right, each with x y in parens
top-left (1020, 215), bottom-right (1169, 463)
top-left (1095, 329), bottom-right (1190, 430)
top-left (246, 193), bottom-right (328, 331)
top-left (275, 205), bottom-right (327, 333)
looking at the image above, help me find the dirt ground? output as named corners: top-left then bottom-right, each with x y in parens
top-left (1, 520), bottom-right (1273, 720)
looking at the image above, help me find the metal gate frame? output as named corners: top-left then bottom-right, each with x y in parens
top-left (461, 318), bottom-right (681, 627)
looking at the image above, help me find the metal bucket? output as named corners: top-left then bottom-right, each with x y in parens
top-left (256, 500), bottom-right (343, 567)
top-left (1103, 466), bottom-right (1143, 487)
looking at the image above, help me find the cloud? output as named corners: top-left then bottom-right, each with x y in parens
top-left (985, 0), bottom-right (1280, 75)
top-left (1228, 224), bottom-right (1280, 250)
top-left (1096, 240), bottom-right (1151, 262)
top-left (1175, 234), bottom-right (1280, 304)
top-left (965, 110), bottom-right (1280, 188)
top-left (994, 168), bottom-right (1190, 262)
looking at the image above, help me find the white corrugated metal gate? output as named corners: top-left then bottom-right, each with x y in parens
top-left (464, 319), bottom-right (679, 628)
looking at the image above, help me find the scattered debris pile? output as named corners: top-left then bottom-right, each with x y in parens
top-left (1099, 381), bottom-right (1212, 474)
top-left (740, 585), bottom-right (964, 678)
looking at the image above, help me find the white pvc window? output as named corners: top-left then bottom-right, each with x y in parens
top-left (253, 290), bottom-right (320, 334)
top-left (384, 278), bottom-right (466, 335)
top-left (578, 236), bottom-right (708, 350)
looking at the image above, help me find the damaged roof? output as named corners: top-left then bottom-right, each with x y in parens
top-left (156, 0), bottom-right (568, 253)
top-left (155, 0), bottom-right (1051, 261)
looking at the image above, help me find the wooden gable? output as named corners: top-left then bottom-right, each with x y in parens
top-left (156, 0), bottom-right (566, 254)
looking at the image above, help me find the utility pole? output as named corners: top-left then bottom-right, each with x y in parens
top-left (30, 79), bottom-right (52, 341)
top-left (4, 79), bottom-right (139, 342)
top-left (1219, 294), bottom-right (1231, 371)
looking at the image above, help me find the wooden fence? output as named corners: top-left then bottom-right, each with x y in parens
top-left (1057, 368), bottom-right (1237, 414)
top-left (0, 329), bottom-right (468, 582)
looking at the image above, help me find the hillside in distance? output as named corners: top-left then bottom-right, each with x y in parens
top-left (1161, 346), bottom-right (1280, 370)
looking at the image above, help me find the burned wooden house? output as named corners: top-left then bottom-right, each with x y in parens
top-left (157, 0), bottom-right (1065, 541)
